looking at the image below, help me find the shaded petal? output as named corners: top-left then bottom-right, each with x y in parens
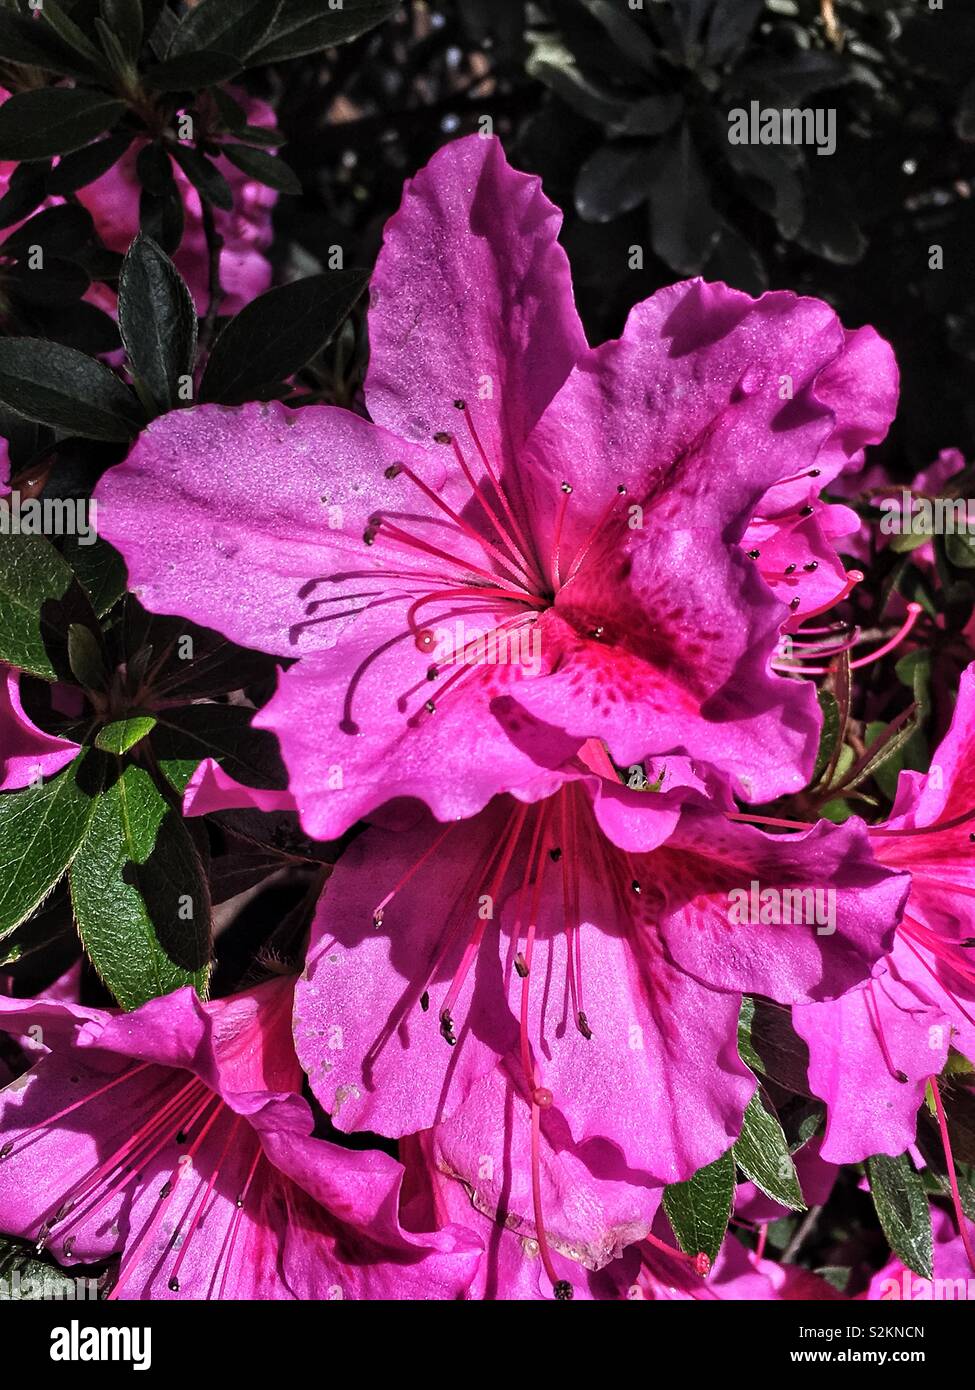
top-left (0, 667), bottom-right (78, 790)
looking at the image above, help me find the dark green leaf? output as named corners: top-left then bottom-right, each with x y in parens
top-left (744, 996), bottom-right (814, 1096)
top-left (812, 689), bottom-right (841, 786)
top-left (150, 705), bottom-right (288, 791)
top-left (647, 124), bottom-right (720, 275)
top-left (100, 0), bottom-right (144, 59)
top-left (137, 144), bottom-right (185, 255)
top-left (575, 143), bottom-right (650, 223)
top-left (221, 143), bottom-right (300, 193)
top-left (118, 233), bottom-right (197, 414)
top-left (0, 758), bottom-right (101, 939)
top-left (663, 1149), bottom-right (735, 1263)
top-left (67, 621), bottom-right (108, 690)
top-left (0, 535), bottom-right (78, 678)
top-left (526, 39), bottom-right (629, 124)
top-left (2, 203), bottom-right (95, 260)
top-left (946, 530), bottom-right (975, 569)
top-left (62, 535), bottom-right (128, 617)
top-left (39, 0), bottom-right (107, 69)
top-left (6, 257), bottom-right (90, 306)
top-left (0, 88), bottom-right (125, 163)
top-left (734, 1093), bottom-right (806, 1210)
top-left (0, 11), bottom-right (94, 77)
top-left (867, 1153), bottom-right (933, 1279)
top-left (169, 144), bottom-right (233, 211)
top-left (0, 337), bottom-right (142, 441)
top-left (246, 0), bottom-right (402, 64)
top-left (200, 269), bottom-right (367, 403)
top-left (69, 763), bottom-right (212, 1009)
top-left (95, 716), bottom-right (157, 754)
top-left (166, 0), bottom-right (271, 60)
top-left (47, 133), bottom-right (134, 195)
top-left (144, 49), bottom-right (243, 89)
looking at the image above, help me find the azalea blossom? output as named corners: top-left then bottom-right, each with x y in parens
top-left (95, 134), bottom-right (898, 841)
top-left (793, 663), bottom-right (975, 1167)
top-left (0, 978), bottom-right (480, 1299)
top-left (292, 741), bottom-right (907, 1295)
top-left (76, 92), bottom-right (278, 316)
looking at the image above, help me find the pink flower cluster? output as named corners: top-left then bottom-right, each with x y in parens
top-left (2, 135), bottom-right (973, 1301)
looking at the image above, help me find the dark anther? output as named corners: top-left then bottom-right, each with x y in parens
top-left (784, 563), bottom-right (797, 574)
top-left (789, 597), bottom-right (802, 611)
top-left (746, 549), bottom-right (760, 559)
top-left (515, 954), bottom-right (529, 978)
top-left (549, 847), bottom-right (562, 862)
top-left (800, 504), bottom-right (814, 516)
top-left (440, 1012), bottom-right (457, 1046)
top-left (631, 879), bottom-right (641, 894)
top-left (803, 561), bottom-right (819, 572)
top-left (384, 464), bottom-right (402, 479)
top-left (553, 1281), bottom-right (574, 1301)
top-left (433, 431), bottom-right (452, 445)
top-left (424, 699), bottom-right (436, 714)
top-left (420, 991), bottom-right (430, 1012)
top-left (560, 481), bottom-right (573, 494)
top-left (168, 1278), bottom-right (180, 1292)
top-left (577, 1011), bottom-right (593, 1040)
top-left (453, 398), bottom-right (466, 410)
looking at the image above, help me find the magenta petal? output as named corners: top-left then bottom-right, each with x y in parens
top-left (255, 636), bottom-right (581, 840)
top-left (364, 134), bottom-right (586, 464)
top-left (656, 811), bottom-right (909, 1003)
top-left (93, 400), bottom-right (450, 658)
top-left (794, 970), bottom-right (948, 1164)
top-left (181, 759), bottom-right (297, 817)
top-left (293, 807), bottom-right (520, 1137)
top-left (0, 667), bottom-right (78, 790)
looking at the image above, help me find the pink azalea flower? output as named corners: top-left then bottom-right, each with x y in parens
top-left (94, 135), bottom-right (898, 839)
top-left (0, 665), bottom-right (79, 791)
top-left (75, 93), bottom-right (278, 315)
top-left (794, 662), bottom-right (975, 1165)
top-left (0, 978), bottom-right (480, 1299)
top-left (862, 1206), bottom-right (973, 1300)
top-left (293, 746), bottom-right (907, 1293)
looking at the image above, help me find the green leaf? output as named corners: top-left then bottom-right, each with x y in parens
top-left (663, 1149), bottom-right (735, 1263)
top-left (61, 535), bottom-right (128, 618)
top-left (867, 1153), bottom-right (933, 1279)
top-left (245, 0), bottom-right (403, 64)
top-left (169, 144), bottom-right (234, 211)
top-left (69, 763), bottom-right (212, 1010)
top-left (742, 995), bottom-right (814, 1096)
top-left (39, 0), bottom-right (107, 70)
top-left (100, 0), bottom-right (144, 60)
top-left (0, 337), bottom-right (142, 441)
top-left (95, 717), bottom-right (157, 755)
top-left (46, 132), bottom-right (134, 195)
top-left (67, 621), bottom-right (108, 690)
top-left (0, 758), bottom-right (101, 940)
top-left (0, 11), bottom-right (95, 78)
top-left (734, 1093), bottom-right (806, 1211)
top-left (945, 530), bottom-right (975, 569)
top-left (143, 49), bottom-right (243, 90)
top-left (647, 123), bottom-right (721, 275)
top-left (0, 89), bottom-right (124, 162)
top-left (0, 535), bottom-right (79, 678)
top-left (221, 143), bottom-right (300, 193)
top-left (812, 689), bottom-right (840, 785)
top-left (150, 705), bottom-right (288, 790)
top-left (526, 39), bottom-right (630, 124)
top-left (118, 233), bottom-right (197, 415)
top-left (166, 0), bottom-right (271, 60)
top-left (200, 269), bottom-right (367, 403)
